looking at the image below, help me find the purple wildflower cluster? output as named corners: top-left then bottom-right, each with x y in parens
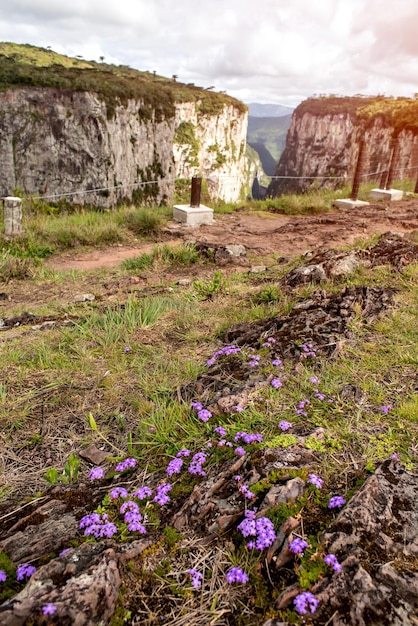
top-left (166, 457), bottom-right (183, 476)
top-left (278, 420), bottom-right (292, 432)
top-left (271, 377), bottom-right (282, 389)
top-left (300, 342), bottom-right (317, 359)
top-left (0, 570), bottom-right (7, 582)
top-left (381, 404), bottom-right (393, 414)
top-left (237, 509), bottom-right (276, 550)
top-left (115, 457), bottom-right (137, 472)
top-left (188, 452), bottom-right (207, 476)
top-left (234, 431), bottom-right (263, 444)
top-left (132, 486), bottom-right (153, 500)
top-left (206, 344), bottom-right (241, 366)
top-left (16, 564), bottom-right (36, 581)
top-left (153, 483), bottom-right (172, 506)
top-left (191, 401), bottom-right (212, 422)
top-left (187, 568), bottom-right (203, 588)
top-left (328, 495), bottom-right (346, 509)
top-left (89, 467), bottom-right (105, 480)
top-left (307, 473), bottom-right (324, 489)
top-left (120, 501), bottom-right (146, 533)
top-left (294, 591), bottom-right (320, 615)
top-left (324, 553), bottom-right (342, 573)
top-left (79, 512), bottom-right (118, 538)
top-left (289, 537), bottom-right (309, 555)
top-left (225, 566), bottom-right (249, 584)
top-left (110, 487), bottom-right (129, 499)
top-left (296, 399), bottom-right (310, 416)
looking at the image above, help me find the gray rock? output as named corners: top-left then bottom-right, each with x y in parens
top-left (73, 293), bottom-right (95, 302)
top-left (329, 252), bottom-right (361, 276)
top-left (225, 244), bottom-right (246, 257)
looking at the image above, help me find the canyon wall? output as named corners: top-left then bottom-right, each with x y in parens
top-left (268, 97), bottom-right (418, 196)
top-left (0, 88), bottom-right (248, 207)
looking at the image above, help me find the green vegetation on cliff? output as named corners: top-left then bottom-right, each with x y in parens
top-left (294, 94), bottom-right (418, 134)
top-left (0, 42), bottom-right (246, 119)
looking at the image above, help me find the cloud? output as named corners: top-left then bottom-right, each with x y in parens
top-left (0, 0), bottom-right (417, 105)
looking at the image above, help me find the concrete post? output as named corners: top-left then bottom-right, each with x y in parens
top-left (350, 140), bottom-right (367, 201)
top-left (3, 196), bottom-right (23, 236)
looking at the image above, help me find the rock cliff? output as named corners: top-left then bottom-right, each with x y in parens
top-left (268, 96), bottom-right (418, 196)
top-left (0, 44), bottom-right (248, 207)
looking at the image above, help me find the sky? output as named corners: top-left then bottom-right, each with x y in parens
top-left (1, 0), bottom-right (417, 109)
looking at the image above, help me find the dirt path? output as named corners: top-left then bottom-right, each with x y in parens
top-left (46, 199), bottom-right (418, 271)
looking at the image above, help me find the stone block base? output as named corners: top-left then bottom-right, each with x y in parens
top-left (173, 204), bottom-right (214, 226)
top-left (369, 189), bottom-right (404, 201)
top-left (333, 199), bottom-right (370, 209)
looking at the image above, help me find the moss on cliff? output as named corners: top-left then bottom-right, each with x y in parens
top-left (294, 95), bottom-right (418, 135)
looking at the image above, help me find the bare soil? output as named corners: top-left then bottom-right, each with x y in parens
top-left (46, 199), bottom-right (418, 272)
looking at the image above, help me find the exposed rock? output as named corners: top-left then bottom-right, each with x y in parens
top-left (285, 263), bottom-right (327, 285)
top-left (250, 265), bottom-right (268, 273)
top-left (0, 542), bottom-right (121, 626)
top-left (312, 459), bottom-right (418, 624)
top-left (260, 477), bottom-right (306, 511)
top-left (0, 500), bottom-right (78, 564)
top-left (329, 252), bottom-right (361, 277)
top-left (78, 444), bottom-right (110, 466)
top-left (225, 244), bottom-right (247, 257)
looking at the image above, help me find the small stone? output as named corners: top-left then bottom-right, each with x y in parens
top-left (79, 444), bottom-right (109, 465)
top-left (250, 265), bottom-right (267, 273)
top-left (73, 293), bottom-right (95, 302)
top-left (225, 244), bottom-right (246, 257)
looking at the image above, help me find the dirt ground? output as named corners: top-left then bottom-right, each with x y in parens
top-left (46, 199), bottom-right (418, 272)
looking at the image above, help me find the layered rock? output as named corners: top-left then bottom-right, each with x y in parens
top-left (268, 96), bottom-right (418, 196)
top-left (0, 88), bottom-right (247, 207)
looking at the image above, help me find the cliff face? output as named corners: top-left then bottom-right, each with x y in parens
top-left (268, 97), bottom-right (418, 196)
top-left (173, 102), bottom-right (247, 203)
top-left (0, 87), bottom-right (247, 206)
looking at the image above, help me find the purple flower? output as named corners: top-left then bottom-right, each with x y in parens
top-left (324, 553), bottom-right (342, 573)
top-left (239, 484), bottom-right (255, 499)
top-left (307, 473), bottom-right (324, 489)
top-left (233, 475), bottom-right (242, 481)
top-left (153, 483), bottom-right (172, 506)
top-left (328, 495), bottom-right (346, 509)
top-left (176, 448), bottom-right (191, 457)
top-left (294, 591), bottom-right (320, 615)
top-left (82, 514), bottom-right (118, 539)
top-left (289, 537), bottom-right (309, 554)
top-left (226, 566), bottom-right (249, 584)
top-left (188, 452), bottom-right (207, 476)
top-left (42, 604), bottom-right (57, 615)
top-left (197, 409), bottom-right (212, 422)
top-left (120, 500), bottom-right (140, 515)
top-left (381, 405), bottom-right (393, 414)
top-left (166, 457), bottom-right (183, 476)
top-left (16, 564), bottom-right (36, 581)
top-left (278, 420), bottom-right (292, 431)
top-left (0, 570), bottom-right (7, 582)
top-left (79, 513), bottom-right (101, 529)
top-left (267, 337), bottom-right (276, 344)
top-left (123, 346), bottom-right (132, 353)
top-left (88, 467), bottom-right (104, 480)
top-left (214, 426), bottom-right (227, 437)
top-left (391, 452), bottom-right (400, 460)
top-left (237, 510), bottom-right (276, 550)
top-left (232, 405), bottom-right (244, 412)
top-left (59, 548), bottom-right (72, 557)
top-left (127, 518), bottom-right (147, 533)
top-left (187, 568), bottom-right (203, 588)
top-left (191, 401), bottom-right (203, 411)
top-left (315, 392), bottom-right (326, 400)
top-left (115, 457), bottom-right (137, 472)
top-left (309, 376), bottom-right (319, 384)
top-left (271, 378), bottom-right (282, 389)
top-left (110, 487), bottom-right (129, 499)
top-left (235, 446), bottom-right (246, 457)
top-left (131, 486), bottom-right (152, 500)
top-left (272, 359), bottom-right (282, 366)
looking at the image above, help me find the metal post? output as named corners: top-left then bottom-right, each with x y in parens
top-left (379, 169), bottom-right (388, 189)
top-left (190, 177), bottom-right (201, 208)
top-left (350, 140), bottom-right (367, 201)
top-left (385, 139), bottom-right (399, 190)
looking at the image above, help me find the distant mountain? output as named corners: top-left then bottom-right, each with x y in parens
top-left (247, 102), bottom-right (294, 118)
top-left (247, 114), bottom-right (292, 175)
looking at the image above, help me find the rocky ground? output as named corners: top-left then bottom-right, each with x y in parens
top-left (0, 198), bottom-right (417, 625)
